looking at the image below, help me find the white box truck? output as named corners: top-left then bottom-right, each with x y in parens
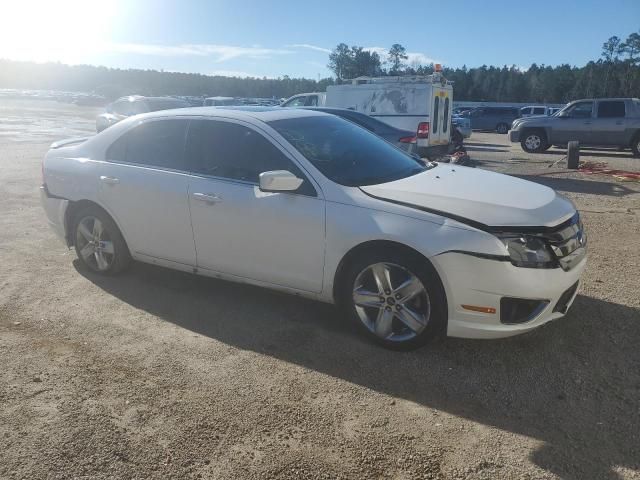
top-left (324, 73), bottom-right (453, 158)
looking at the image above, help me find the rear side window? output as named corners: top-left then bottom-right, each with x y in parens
top-left (597, 101), bottom-right (625, 118)
top-left (185, 120), bottom-right (315, 195)
top-left (533, 107), bottom-right (546, 115)
top-left (106, 119), bottom-right (188, 170)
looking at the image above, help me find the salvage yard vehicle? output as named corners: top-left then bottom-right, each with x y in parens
top-left (461, 106), bottom-right (521, 133)
top-left (509, 98), bottom-right (640, 156)
top-left (324, 72), bottom-right (454, 158)
top-left (96, 96), bottom-right (190, 132)
top-left (41, 107), bottom-right (586, 350)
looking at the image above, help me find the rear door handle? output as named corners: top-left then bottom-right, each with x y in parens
top-left (100, 176), bottom-right (120, 185)
top-left (583, 121), bottom-right (592, 125)
top-left (192, 192), bottom-right (222, 204)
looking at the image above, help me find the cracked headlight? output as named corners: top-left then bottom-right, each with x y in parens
top-left (498, 235), bottom-right (556, 269)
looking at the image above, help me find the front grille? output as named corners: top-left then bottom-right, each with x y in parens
top-left (553, 281), bottom-right (579, 314)
top-left (500, 297), bottom-right (549, 324)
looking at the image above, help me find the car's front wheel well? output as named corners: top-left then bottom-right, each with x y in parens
top-left (64, 200), bottom-right (110, 246)
top-left (332, 240), bottom-right (441, 304)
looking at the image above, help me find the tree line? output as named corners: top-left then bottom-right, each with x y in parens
top-left (0, 31), bottom-right (638, 103)
top-left (327, 32), bottom-right (640, 102)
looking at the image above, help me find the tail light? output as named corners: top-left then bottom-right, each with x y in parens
top-left (417, 122), bottom-right (430, 139)
top-left (399, 136), bottom-right (416, 143)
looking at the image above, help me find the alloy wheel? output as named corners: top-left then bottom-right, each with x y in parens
top-left (75, 216), bottom-right (115, 272)
top-left (352, 262), bottom-right (431, 342)
top-left (525, 134), bottom-right (541, 151)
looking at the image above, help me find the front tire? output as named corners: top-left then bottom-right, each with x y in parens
top-left (340, 248), bottom-right (447, 350)
top-left (521, 130), bottom-right (549, 153)
top-left (73, 206), bottom-right (131, 274)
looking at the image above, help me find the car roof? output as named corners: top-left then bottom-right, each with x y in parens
top-left (125, 105), bottom-right (329, 123)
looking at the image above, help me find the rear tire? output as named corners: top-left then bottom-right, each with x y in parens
top-left (339, 248), bottom-right (447, 351)
top-left (73, 205), bottom-right (131, 274)
top-left (496, 123), bottom-right (509, 134)
top-left (521, 130), bottom-right (549, 153)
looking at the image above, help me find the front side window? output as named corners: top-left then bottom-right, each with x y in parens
top-left (533, 107), bottom-right (546, 115)
top-left (106, 119), bottom-right (188, 170)
top-left (305, 96), bottom-right (319, 106)
top-left (564, 101), bottom-right (593, 118)
top-left (597, 101), bottom-right (625, 118)
top-left (283, 96), bottom-right (307, 107)
top-left (268, 115), bottom-right (428, 187)
top-left (185, 120), bottom-right (315, 195)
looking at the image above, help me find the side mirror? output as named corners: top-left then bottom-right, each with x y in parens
top-left (558, 111), bottom-right (569, 118)
top-left (259, 170), bottom-right (303, 192)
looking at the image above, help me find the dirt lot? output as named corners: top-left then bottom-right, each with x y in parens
top-left (1, 99), bottom-right (639, 480)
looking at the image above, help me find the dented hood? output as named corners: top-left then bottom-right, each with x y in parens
top-left (360, 165), bottom-right (575, 228)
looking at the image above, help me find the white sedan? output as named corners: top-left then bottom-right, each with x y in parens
top-left (41, 107), bottom-right (586, 350)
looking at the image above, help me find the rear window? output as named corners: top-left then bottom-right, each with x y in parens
top-left (268, 115), bottom-right (428, 187)
top-left (106, 119), bottom-right (188, 170)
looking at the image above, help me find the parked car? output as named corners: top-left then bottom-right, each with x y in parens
top-left (203, 96), bottom-right (241, 107)
top-left (41, 107), bottom-right (586, 350)
top-left (509, 98), bottom-right (640, 156)
top-left (462, 106), bottom-right (521, 133)
top-left (452, 116), bottom-right (472, 138)
top-left (298, 107), bottom-right (417, 154)
top-left (453, 106), bottom-right (475, 115)
top-left (96, 96), bottom-right (190, 132)
top-left (520, 105), bottom-right (556, 117)
top-left (280, 92), bottom-right (326, 107)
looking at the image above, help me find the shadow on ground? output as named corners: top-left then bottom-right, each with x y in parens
top-left (77, 260), bottom-right (640, 479)
top-left (514, 173), bottom-right (637, 197)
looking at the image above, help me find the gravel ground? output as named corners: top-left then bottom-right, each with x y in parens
top-left (1, 100), bottom-right (639, 480)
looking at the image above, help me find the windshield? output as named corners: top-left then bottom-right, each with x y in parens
top-left (268, 115), bottom-right (428, 187)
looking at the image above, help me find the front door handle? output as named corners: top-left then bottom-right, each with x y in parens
top-left (192, 192), bottom-right (222, 204)
top-left (100, 176), bottom-right (120, 185)
top-left (583, 121), bottom-right (592, 125)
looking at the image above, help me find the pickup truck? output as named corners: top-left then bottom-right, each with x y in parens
top-left (508, 98), bottom-right (640, 156)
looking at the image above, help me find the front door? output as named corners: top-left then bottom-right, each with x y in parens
top-left (98, 118), bottom-right (196, 266)
top-left (185, 119), bottom-right (325, 293)
top-left (550, 101), bottom-right (593, 145)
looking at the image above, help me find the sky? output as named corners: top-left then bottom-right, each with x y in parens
top-left (0, 0), bottom-right (638, 79)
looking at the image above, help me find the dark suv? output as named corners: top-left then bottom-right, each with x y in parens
top-left (463, 107), bottom-right (521, 134)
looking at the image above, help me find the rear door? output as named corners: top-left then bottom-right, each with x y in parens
top-left (429, 88), bottom-right (451, 145)
top-left (591, 100), bottom-right (627, 145)
top-left (98, 118), bottom-right (196, 266)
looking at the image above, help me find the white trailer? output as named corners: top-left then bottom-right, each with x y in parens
top-left (325, 73), bottom-right (453, 157)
